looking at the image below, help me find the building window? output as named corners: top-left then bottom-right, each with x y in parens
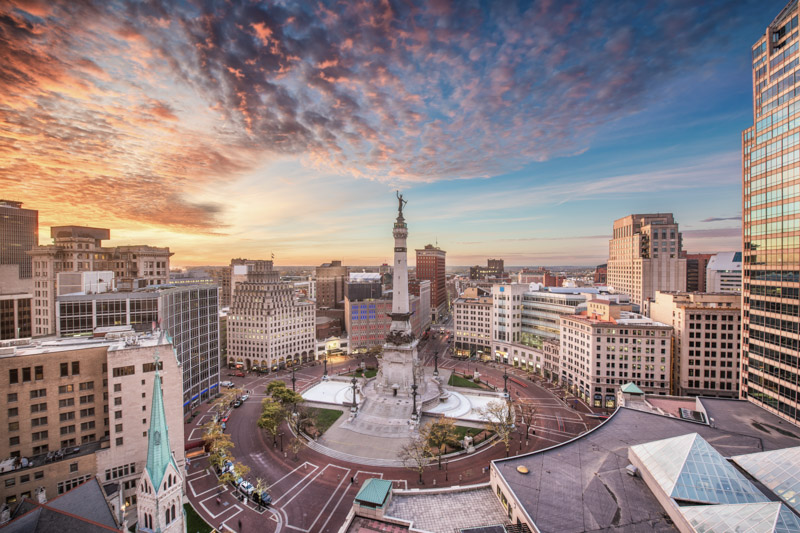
top-left (116, 437), bottom-right (123, 446)
top-left (60, 362), bottom-right (68, 377)
top-left (72, 361), bottom-right (80, 375)
top-left (8, 408), bottom-right (18, 418)
top-left (114, 384), bottom-right (122, 393)
top-left (58, 384), bottom-right (74, 394)
top-left (9, 437), bottom-right (19, 447)
top-left (7, 393), bottom-right (17, 403)
top-left (9, 369), bottom-right (18, 384)
top-left (34, 366), bottom-right (43, 380)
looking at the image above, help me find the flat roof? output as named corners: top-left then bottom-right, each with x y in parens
top-left (493, 403), bottom-right (800, 533)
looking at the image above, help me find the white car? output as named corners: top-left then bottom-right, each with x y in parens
top-left (241, 394), bottom-right (249, 402)
top-left (238, 480), bottom-right (254, 496)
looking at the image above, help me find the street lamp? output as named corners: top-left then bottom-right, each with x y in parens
top-left (291, 367), bottom-right (296, 392)
top-left (323, 354), bottom-right (328, 380)
top-left (279, 432), bottom-right (284, 452)
top-left (433, 351), bottom-right (439, 377)
top-left (411, 371), bottom-right (418, 419)
top-left (503, 366), bottom-right (509, 396)
top-left (351, 375), bottom-right (358, 414)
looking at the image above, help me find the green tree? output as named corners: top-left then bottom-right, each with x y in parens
top-left (203, 422), bottom-right (234, 471)
top-left (211, 388), bottom-right (244, 419)
top-left (257, 398), bottom-right (285, 446)
top-left (218, 461), bottom-right (250, 488)
top-left (271, 386), bottom-right (303, 408)
top-left (478, 400), bottom-right (515, 457)
top-left (426, 416), bottom-right (457, 470)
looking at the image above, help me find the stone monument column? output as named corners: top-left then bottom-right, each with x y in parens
top-left (378, 192), bottom-right (426, 401)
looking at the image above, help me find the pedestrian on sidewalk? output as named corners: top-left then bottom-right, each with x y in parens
top-left (216, 496), bottom-right (221, 506)
top-left (238, 518), bottom-right (242, 531)
top-left (350, 476), bottom-right (355, 484)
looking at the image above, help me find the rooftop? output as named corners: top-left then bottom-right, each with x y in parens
top-left (493, 401), bottom-right (800, 533)
top-left (2, 477), bottom-right (118, 533)
top-left (0, 331), bottom-right (170, 358)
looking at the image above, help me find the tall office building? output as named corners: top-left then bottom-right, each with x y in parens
top-left (416, 244), bottom-right (446, 321)
top-left (227, 260), bottom-right (315, 371)
top-left (607, 213), bottom-right (687, 308)
top-left (27, 226), bottom-right (172, 336)
top-left (315, 260), bottom-right (348, 309)
top-left (742, 2), bottom-right (800, 425)
top-left (649, 292), bottom-right (741, 398)
top-left (56, 285), bottom-right (221, 414)
top-left (0, 200), bottom-right (38, 280)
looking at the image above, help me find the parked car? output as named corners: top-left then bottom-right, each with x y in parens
top-left (253, 491), bottom-right (272, 506)
top-left (241, 394), bottom-right (249, 402)
top-left (235, 371), bottom-right (245, 377)
top-left (221, 416), bottom-right (229, 424)
top-left (220, 380), bottom-right (234, 388)
top-left (233, 400), bottom-right (242, 408)
top-left (238, 480), bottom-right (255, 496)
top-left (221, 422), bottom-right (227, 430)
top-left (221, 461), bottom-right (234, 475)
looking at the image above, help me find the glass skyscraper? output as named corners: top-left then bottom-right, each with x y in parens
top-left (742, 0), bottom-right (800, 425)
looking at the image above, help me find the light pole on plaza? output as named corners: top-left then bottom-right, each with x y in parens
top-left (351, 375), bottom-right (358, 414)
top-left (433, 351), bottom-right (439, 377)
top-left (323, 354), bottom-right (328, 380)
top-left (291, 366), bottom-right (296, 392)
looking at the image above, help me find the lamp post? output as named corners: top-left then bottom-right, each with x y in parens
top-left (323, 354), bottom-right (328, 380)
top-left (411, 369), bottom-right (418, 419)
top-left (351, 375), bottom-right (358, 414)
top-left (279, 432), bottom-right (284, 452)
top-left (503, 366), bottom-right (509, 397)
top-left (433, 351), bottom-right (439, 377)
top-left (291, 367), bottom-right (296, 392)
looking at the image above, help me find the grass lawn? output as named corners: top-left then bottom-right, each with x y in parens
top-left (353, 368), bottom-right (377, 378)
top-left (308, 407), bottom-right (344, 434)
top-left (454, 426), bottom-right (485, 439)
top-left (447, 373), bottom-right (483, 389)
top-left (184, 503), bottom-right (212, 533)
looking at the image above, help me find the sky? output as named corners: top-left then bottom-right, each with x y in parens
top-left (0, 0), bottom-right (788, 267)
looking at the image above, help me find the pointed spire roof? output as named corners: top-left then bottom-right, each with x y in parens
top-left (145, 353), bottom-right (178, 492)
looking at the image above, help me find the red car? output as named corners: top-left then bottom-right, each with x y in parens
top-left (235, 371), bottom-right (245, 377)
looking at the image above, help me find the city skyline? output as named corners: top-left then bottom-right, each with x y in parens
top-left (1, 0), bottom-right (783, 266)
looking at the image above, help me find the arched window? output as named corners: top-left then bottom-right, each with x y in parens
top-left (171, 503), bottom-right (176, 523)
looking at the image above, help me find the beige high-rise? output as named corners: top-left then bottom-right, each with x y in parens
top-left (27, 226), bottom-right (172, 336)
top-left (649, 291), bottom-right (741, 398)
top-left (607, 213), bottom-right (687, 308)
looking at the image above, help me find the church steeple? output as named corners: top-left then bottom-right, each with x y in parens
top-left (137, 346), bottom-right (185, 533)
top-left (146, 355), bottom-right (178, 493)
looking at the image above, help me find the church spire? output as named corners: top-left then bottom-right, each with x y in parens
top-left (145, 354), bottom-right (176, 493)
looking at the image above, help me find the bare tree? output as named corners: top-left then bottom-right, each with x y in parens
top-left (516, 400), bottom-right (537, 442)
top-left (399, 429), bottom-right (432, 485)
top-left (478, 400), bottom-right (515, 457)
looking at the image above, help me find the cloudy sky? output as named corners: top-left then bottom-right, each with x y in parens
top-left (0, 0), bottom-right (784, 266)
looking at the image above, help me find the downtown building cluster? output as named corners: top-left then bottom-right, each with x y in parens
top-left (453, 210), bottom-right (744, 409)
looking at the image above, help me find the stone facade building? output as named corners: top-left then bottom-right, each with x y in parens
top-left (0, 333), bottom-right (184, 525)
top-left (227, 260), bottom-right (315, 370)
top-left (560, 300), bottom-right (672, 408)
top-left (649, 292), bottom-right (741, 398)
top-left (607, 213), bottom-right (687, 308)
top-left (27, 226), bottom-right (172, 336)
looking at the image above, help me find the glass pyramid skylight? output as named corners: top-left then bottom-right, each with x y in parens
top-left (733, 446), bottom-right (800, 515)
top-left (630, 433), bottom-right (769, 505)
top-left (682, 502), bottom-right (800, 533)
